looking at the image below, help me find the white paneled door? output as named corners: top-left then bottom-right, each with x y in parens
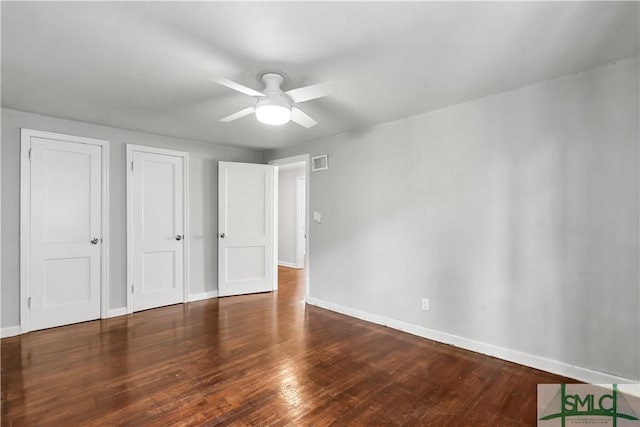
top-left (128, 146), bottom-right (187, 312)
top-left (26, 134), bottom-right (104, 331)
top-left (218, 162), bottom-right (275, 297)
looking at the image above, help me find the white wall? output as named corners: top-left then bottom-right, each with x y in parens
top-left (265, 57), bottom-right (640, 380)
top-left (1, 108), bottom-right (261, 327)
top-left (278, 164), bottom-right (305, 266)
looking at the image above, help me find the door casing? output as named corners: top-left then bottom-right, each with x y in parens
top-left (20, 129), bottom-right (110, 333)
top-left (295, 176), bottom-right (306, 269)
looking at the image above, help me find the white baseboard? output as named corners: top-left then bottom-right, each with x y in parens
top-left (306, 297), bottom-right (636, 385)
top-left (278, 261), bottom-right (299, 269)
top-left (188, 290), bottom-right (218, 302)
top-left (1, 326), bottom-right (22, 338)
top-left (107, 307), bottom-right (128, 318)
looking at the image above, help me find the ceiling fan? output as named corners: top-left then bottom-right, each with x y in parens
top-left (213, 73), bottom-right (331, 128)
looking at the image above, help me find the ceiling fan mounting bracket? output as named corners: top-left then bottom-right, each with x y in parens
top-left (258, 70), bottom-right (287, 81)
top-left (260, 72), bottom-right (286, 93)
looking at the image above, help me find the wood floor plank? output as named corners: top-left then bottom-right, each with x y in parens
top-left (2, 266), bottom-right (576, 425)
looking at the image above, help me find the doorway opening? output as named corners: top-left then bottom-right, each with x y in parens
top-left (270, 155), bottom-right (310, 300)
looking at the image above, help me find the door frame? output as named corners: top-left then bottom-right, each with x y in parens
top-left (269, 154), bottom-right (310, 299)
top-left (295, 176), bottom-right (306, 269)
top-left (20, 129), bottom-right (110, 334)
top-left (125, 144), bottom-right (189, 314)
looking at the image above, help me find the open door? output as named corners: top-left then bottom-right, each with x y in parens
top-left (218, 162), bottom-right (275, 297)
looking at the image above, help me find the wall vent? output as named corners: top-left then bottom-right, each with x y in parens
top-left (311, 155), bottom-right (328, 172)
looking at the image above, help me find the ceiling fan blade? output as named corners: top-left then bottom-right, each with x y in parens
top-left (220, 107), bottom-right (255, 122)
top-left (212, 77), bottom-right (265, 97)
top-left (290, 107), bottom-right (318, 128)
top-left (286, 81), bottom-right (332, 104)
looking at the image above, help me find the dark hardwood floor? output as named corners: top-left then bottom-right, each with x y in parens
top-left (2, 267), bottom-right (575, 426)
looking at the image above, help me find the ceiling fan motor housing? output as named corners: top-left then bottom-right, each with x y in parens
top-left (261, 72), bottom-right (285, 91)
top-left (259, 73), bottom-right (292, 106)
top-left (255, 73), bottom-right (292, 125)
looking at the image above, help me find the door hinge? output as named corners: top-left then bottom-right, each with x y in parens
top-left (132, 284), bottom-right (134, 294)
top-left (28, 148), bottom-right (32, 160)
top-left (28, 297), bottom-right (31, 309)
top-left (131, 161), bottom-right (134, 171)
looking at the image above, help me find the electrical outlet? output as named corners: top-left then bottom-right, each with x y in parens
top-left (421, 298), bottom-right (429, 311)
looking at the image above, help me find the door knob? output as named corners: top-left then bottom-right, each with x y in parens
top-left (91, 238), bottom-right (99, 245)
top-left (176, 235), bottom-right (183, 241)
top-left (220, 233), bottom-right (226, 238)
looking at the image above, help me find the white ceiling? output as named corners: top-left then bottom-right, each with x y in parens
top-left (2, 2), bottom-right (638, 151)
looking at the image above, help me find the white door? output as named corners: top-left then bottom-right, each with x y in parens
top-left (29, 137), bottom-right (103, 331)
top-left (218, 162), bottom-right (275, 297)
top-left (128, 146), bottom-right (187, 312)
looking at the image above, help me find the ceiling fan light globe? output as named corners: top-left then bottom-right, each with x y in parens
top-left (255, 104), bottom-right (291, 125)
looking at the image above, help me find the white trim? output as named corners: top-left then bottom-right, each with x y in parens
top-left (107, 308), bottom-right (128, 318)
top-left (269, 154), bottom-right (311, 300)
top-left (101, 140), bottom-right (110, 319)
top-left (20, 129), bottom-right (110, 334)
top-left (0, 94), bottom-right (2, 342)
top-left (126, 144), bottom-right (133, 314)
top-left (306, 297), bottom-right (637, 385)
top-left (295, 176), bottom-right (306, 269)
top-left (188, 291), bottom-right (219, 302)
top-left (20, 134), bottom-right (30, 333)
top-left (272, 165), bottom-right (279, 291)
top-left (269, 155), bottom-right (310, 167)
top-left (126, 144), bottom-right (189, 314)
top-left (1, 326), bottom-right (22, 338)
top-left (278, 261), bottom-right (299, 269)
top-left (184, 154), bottom-right (190, 304)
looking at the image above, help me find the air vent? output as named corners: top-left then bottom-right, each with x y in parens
top-left (311, 155), bottom-right (328, 172)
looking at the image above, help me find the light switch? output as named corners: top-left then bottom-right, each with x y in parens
top-left (313, 211), bottom-right (322, 223)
